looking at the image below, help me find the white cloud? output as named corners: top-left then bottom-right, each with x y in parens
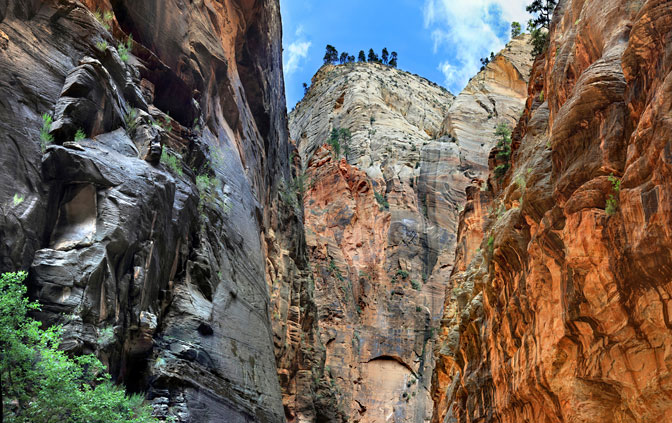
top-left (284, 40), bottom-right (311, 76)
top-left (423, 0), bottom-right (530, 92)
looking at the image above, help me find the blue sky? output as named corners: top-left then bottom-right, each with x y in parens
top-left (280, 0), bottom-right (532, 107)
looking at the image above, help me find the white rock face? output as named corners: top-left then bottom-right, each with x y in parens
top-left (289, 35), bottom-right (533, 423)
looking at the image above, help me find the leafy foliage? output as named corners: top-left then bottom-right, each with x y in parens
top-left (605, 173), bottom-right (621, 216)
top-left (95, 40), bottom-right (108, 52)
top-left (93, 10), bottom-right (114, 31)
top-left (117, 35), bottom-right (133, 62)
top-left (12, 194), bottom-right (24, 207)
top-left (74, 128), bottom-right (86, 142)
top-left (358, 50), bottom-right (366, 62)
top-left (381, 48), bottom-right (389, 65)
top-left (160, 149), bottom-right (183, 177)
top-left (0, 271), bottom-right (158, 422)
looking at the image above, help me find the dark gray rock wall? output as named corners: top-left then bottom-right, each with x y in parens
top-left (0, 1), bottom-right (320, 422)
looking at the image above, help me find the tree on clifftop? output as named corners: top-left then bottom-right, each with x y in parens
top-left (358, 50), bottom-right (366, 62)
top-left (381, 48), bottom-right (389, 65)
top-left (389, 51), bottom-right (398, 68)
top-left (511, 21), bottom-right (522, 38)
top-left (339, 52), bottom-right (349, 64)
top-left (323, 44), bottom-right (338, 64)
top-left (526, 0), bottom-right (557, 56)
top-left (367, 48), bottom-right (379, 63)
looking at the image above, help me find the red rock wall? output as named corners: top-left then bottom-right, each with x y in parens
top-left (431, 0), bottom-right (672, 422)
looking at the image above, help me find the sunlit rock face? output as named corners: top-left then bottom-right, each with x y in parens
top-left (430, 1), bottom-right (672, 422)
top-left (0, 1), bottom-right (334, 422)
top-left (289, 36), bottom-right (532, 423)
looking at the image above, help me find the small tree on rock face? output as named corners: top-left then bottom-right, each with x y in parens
top-left (358, 50), bottom-right (366, 62)
top-left (381, 48), bottom-right (389, 65)
top-left (303, 82), bottom-right (309, 96)
top-left (526, 0), bottom-right (557, 56)
top-left (339, 52), bottom-right (348, 64)
top-left (367, 48), bottom-right (379, 63)
top-left (323, 44), bottom-right (338, 64)
top-left (511, 21), bottom-right (522, 38)
top-left (347, 55), bottom-right (355, 63)
top-left (389, 51), bottom-right (398, 68)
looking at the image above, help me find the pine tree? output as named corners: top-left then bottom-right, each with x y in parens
top-left (367, 48), bottom-right (379, 63)
top-left (323, 44), bottom-right (338, 64)
top-left (303, 82), bottom-right (309, 95)
top-left (358, 50), bottom-right (366, 62)
top-left (339, 52), bottom-right (348, 64)
top-left (526, 0), bottom-right (557, 56)
top-left (381, 48), bottom-right (389, 65)
top-left (511, 21), bottom-right (522, 38)
top-left (389, 51), bottom-right (398, 68)
top-left (347, 55), bottom-right (355, 63)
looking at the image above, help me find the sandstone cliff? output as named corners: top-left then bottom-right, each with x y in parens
top-left (0, 1), bottom-right (332, 422)
top-left (289, 36), bottom-right (532, 423)
top-left (431, 0), bottom-right (672, 422)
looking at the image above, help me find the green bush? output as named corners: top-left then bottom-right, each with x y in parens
top-left (94, 10), bottom-right (114, 31)
top-left (160, 149), bottom-right (183, 176)
top-left (0, 271), bottom-right (158, 422)
top-left (39, 113), bottom-right (53, 152)
top-left (13, 193), bottom-right (24, 206)
top-left (374, 191), bottom-right (389, 210)
top-left (124, 108), bottom-right (138, 133)
top-left (410, 280), bottom-right (421, 291)
top-left (396, 269), bottom-right (409, 279)
top-left (605, 173), bottom-right (621, 216)
top-left (117, 35), bottom-right (133, 62)
top-left (327, 127), bottom-right (351, 158)
top-left (74, 128), bottom-right (86, 142)
top-left (95, 40), bottom-right (108, 52)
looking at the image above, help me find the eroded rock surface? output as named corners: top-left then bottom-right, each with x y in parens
top-left (431, 1), bottom-right (672, 422)
top-left (0, 1), bottom-right (330, 422)
top-left (289, 37), bottom-right (532, 423)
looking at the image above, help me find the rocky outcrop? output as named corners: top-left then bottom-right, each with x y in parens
top-left (289, 37), bottom-right (532, 423)
top-left (0, 1), bottom-right (327, 422)
top-left (431, 0), bottom-right (672, 422)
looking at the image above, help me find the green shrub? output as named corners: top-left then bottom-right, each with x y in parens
top-left (605, 173), bottom-right (621, 216)
top-left (327, 127), bottom-right (351, 158)
top-left (410, 280), bottom-right (421, 290)
top-left (13, 193), bottom-right (24, 206)
top-left (74, 128), bottom-right (86, 142)
top-left (494, 163), bottom-right (510, 179)
top-left (374, 191), bottom-right (389, 210)
top-left (160, 149), bottom-right (183, 176)
top-left (487, 235), bottom-right (495, 253)
top-left (124, 107), bottom-right (138, 133)
top-left (39, 113), bottom-right (53, 152)
top-left (396, 269), bottom-right (409, 279)
top-left (0, 271), bottom-right (158, 422)
top-left (94, 10), bottom-right (114, 31)
top-left (95, 40), bottom-right (108, 51)
top-left (117, 34), bottom-right (133, 62)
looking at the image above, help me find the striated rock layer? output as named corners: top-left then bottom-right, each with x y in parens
top-left (431, 0), bottom-right (672, 422)
top-left (0, 1), bottom-right (334, 422)
top-left (289, 37), bottom-right (532, 423)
